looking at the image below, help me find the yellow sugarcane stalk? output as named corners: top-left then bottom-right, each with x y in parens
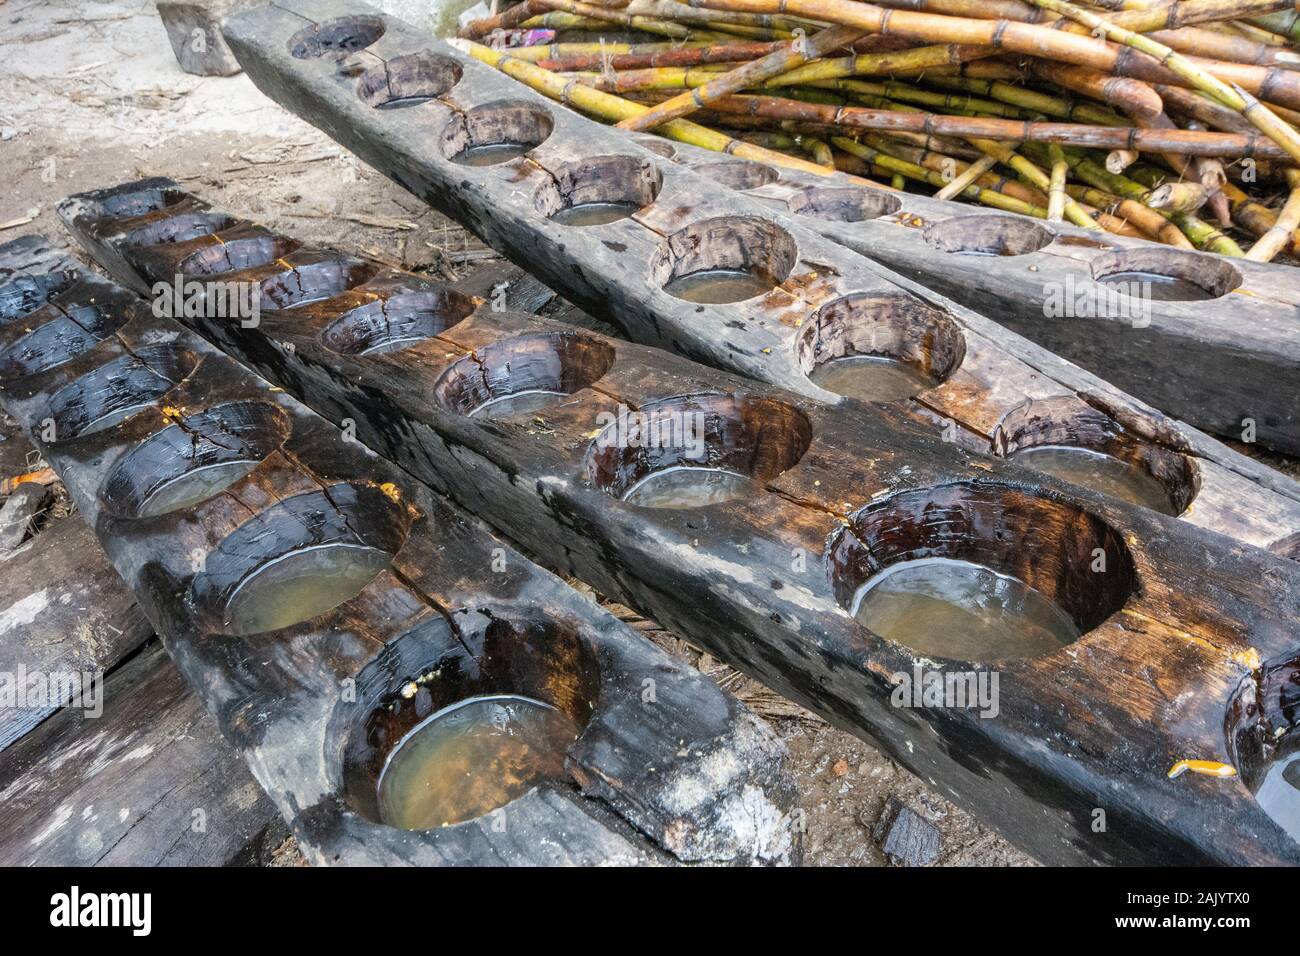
top-left (451, 38), bottom-right (839, 178)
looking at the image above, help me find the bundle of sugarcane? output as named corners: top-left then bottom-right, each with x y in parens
top-left (456, 0), bottom-right (1300, 261)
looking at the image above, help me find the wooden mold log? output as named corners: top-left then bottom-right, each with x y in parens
top-left (668, 141), bottom-right (1300, 457)
top-left (50, 189), bottom-right (1300, 865)
top-left (211, 0), bottom-right (1300, 551)
top-left (61, 175), bottom-right (1300, 558)
top-left (0, 235), bottom-right (799, 867)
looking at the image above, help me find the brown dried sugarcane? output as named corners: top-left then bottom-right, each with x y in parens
top-left (1024, 0), bottom-right (1300, 164)
top-left (699, 93), bottom-right (1296, 159)
top-left (616, 24), bottom-right (868, 131)
top-left (682, 0), bottom-right (1300, 111)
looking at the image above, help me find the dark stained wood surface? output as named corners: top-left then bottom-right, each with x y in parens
top-left (0, 233), bottom-right (798, 867)
top-left (0, 642), bottom-right (287, 866)
top-left (56, 180), bottom-right (1300, 865)
top-left (213, 0), bottom-right (1300, 556)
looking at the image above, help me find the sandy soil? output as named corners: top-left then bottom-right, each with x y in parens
top-left (0, 0), bottom-right (1044, 867)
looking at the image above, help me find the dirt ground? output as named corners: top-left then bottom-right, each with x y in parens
top-left (1, 0), bottom-right (1044, 867)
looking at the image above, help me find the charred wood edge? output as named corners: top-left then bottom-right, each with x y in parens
top-left (689, 142), bottom-right (1300, 457)
top-left (214, 0), bottom-right (1300, 555)
top-left (56, 179), bottom-right (1300, 865)
top-left (0, 233), bottom-right (799, 867)
top-left (0, 641), bottom-right (290, 866)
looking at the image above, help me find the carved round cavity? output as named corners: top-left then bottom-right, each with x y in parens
top-left (119, 212), bottom-right (237, 248)
top-left (98, 185), bottom-right (186, 219)
top-left (442, 101), bottom-right (554, 167)
top-left (651, 216), bottom-right (797, 304)
top-left (189, 482), bottom-right (410, 636)
top-left (259, 257), bottom-right (380, 309)
top-left (100, 401), bottom-right (291, 519)
top-left (178, 236), bottom-right (300, 276)
top-left (632, 136), bottom-right (676, 159)
top-left (45, 344), bottom-right (198, 441)
top-left (586, 392), bottom-right (812, 509)
top-left (993, 398), bottom-right (1198, 516)
top-left (289, 14), bottom-right (386, 58)
top-left (923, 215), bottom-right (1054, 257)
top-left (337, 614), bottom-right (600, 829)
top-left (0, 271), bottom-right (76, 323)
top-left (0, 294), bottom-right (134, 381)
top-left (321, 289), bottom-right (476, 355)
top-left (1089, 247), bottom-right (1242, 301)
top-left (433, 331), bottom-right (615, 418)
top-left (691, 160), bottom-right (780, 190)
top-left (356, 50), bottom-right (462, 108)
top-left (1227, 654), bottom-right (1300, 844)
top-left (788, 186), bottom-right (901, 222)
top-left (828, 482), bottom-right (1136, 661)
top-left (797, 294), bottom-right (965, 403)
top-left (534, 154), bottom-right (662, 226)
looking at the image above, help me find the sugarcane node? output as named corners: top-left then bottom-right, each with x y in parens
top-left (922, 214), bottom-right (1055, 257)
top-left (98, 400), bottom-right (292, 520)
top-left (355, 51), bottom-right (464, 109)
top-left (1147, 181), bottom-right (1211, 214)
top-left (991, 397), bottom-right (1199, 518)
